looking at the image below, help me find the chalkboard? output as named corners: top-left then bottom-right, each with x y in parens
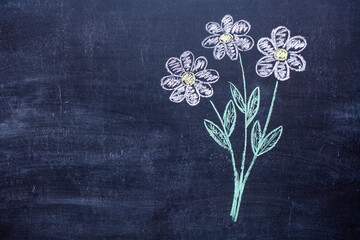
top-left (0, 0), bottom-right (359, 239)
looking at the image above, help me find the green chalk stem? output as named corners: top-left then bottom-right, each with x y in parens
top-left (230, 53), bottom-right (248, 222)
top-left (262, 81), bottom-right (278, 137)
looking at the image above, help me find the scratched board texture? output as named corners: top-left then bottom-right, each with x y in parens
top-left (0, 0), bottom-right (359, 239)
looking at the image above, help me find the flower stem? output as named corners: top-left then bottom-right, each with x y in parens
top-left (230, 149), bottom-right (240, 218)
top-left (239, 53), bottom-right (247, 103)
top-left (230, 177), bottom-right (241, 220)
top-left (232, 182), bottom-right (244, 222)
top-left (238, 52), bottom-right (247, 190)
top-left (209, 100), bottom-right (224, 126)
top-left (230, 53), bottom-right (248, 222)
top-left (242, 155), bottom-right (257, 187)
top-left (262, 80), bottom-right (278, 137)
top-left (228, 144), bottom-right (239, 179)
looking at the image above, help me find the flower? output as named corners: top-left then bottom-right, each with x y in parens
top-left (201, 14), bottom-right (254, 60)
top-left (255, 26), bottom-right (307, 81)
top-left (161, 51), bottom-right (219, 106)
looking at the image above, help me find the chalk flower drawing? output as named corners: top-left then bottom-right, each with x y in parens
top-left (203, 26), bottom-right (306, 222)
top-left (161, 19), bottom-right (307, 223)
top-left (256, 26), bottom-right (307, 81)
top-left (201, 14), bottom-right (254, 60)
top-left (161, 51), bottom-right (219, 106)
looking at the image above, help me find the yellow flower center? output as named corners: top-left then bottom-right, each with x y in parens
top-left (181, 72), bottom-right (195, 87)
top-left (273, 48), bottom-right (288, 61)
top-left (219, 33), bottom-right (234, 43)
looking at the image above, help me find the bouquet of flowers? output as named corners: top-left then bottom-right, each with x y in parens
top-left (161, 14), bottom-right (307, 222)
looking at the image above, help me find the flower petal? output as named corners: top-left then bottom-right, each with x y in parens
top-left (161, 75), bottom-right (182, 90)
top-left (193, 56), bottom-right (208, 73)
top-left (213, 43), bottom-right (226, 60)
top-left (166, 57), bottom-right (184, 76)
top-left (202, 35), bottom-right (220, 49)
top-left (257, 37), bottom-right (276, 55)
top-left (287, 53), bottom-right (306, 72)
top-left (221, 14), bottom-right (233, 33)
top-left (195, 69), bottom-right (219, 84)
top-left (285, 36), bottom-right (307, 53)
top-left (255, 56), bottom-right (276, 78)
top-left (271, 26), bottom-right (290, 48)
top-left (225, 42), bottom-right (238, 60)
top-left (169, 85), bottom-right (186, 103)
top-left (233, 35), bottom-right (254, 51)
top-left (185, 86), bottom-right (200, 106)
top-left (194, 81), bottom-right (213, 98)
top-left (206, 22), bottom-right (223, 34)
top-left (231, 20), bottom-right (251, 35)
top-left (274, 61), bottom-right (290, 81)
top-left (180, 51), bottom-right (194, 72)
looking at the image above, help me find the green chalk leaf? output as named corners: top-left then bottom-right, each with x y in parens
top-left (246, 87), bottom-right (260, 127)
top-left (257, 126), bottom-right (283, 156)
top-left (229, 82), bottom-right (245, 114)
top-left (204, 119), bottom-right (230, 150)
top-left (251, 120), bottom-right (262, 155)
top-left (223, 100), bottom-right (237, 137)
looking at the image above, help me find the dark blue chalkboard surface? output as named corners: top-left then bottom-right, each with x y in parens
top-left (0, 0), bottom-right (359, 239)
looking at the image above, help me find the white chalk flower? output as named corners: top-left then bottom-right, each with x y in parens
top-left (202, 14), bottom-right (254, 60)
top-left (161, 51), bottom-right (219, 106)
top-left (256, 26), bottom-right (307, 81)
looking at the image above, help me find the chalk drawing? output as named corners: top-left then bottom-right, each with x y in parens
top-left (161, 51), bottom-right (219, 106)
top-left (160, 21), bottom-right (307, 223)
top-left (202, 14), bottom-right (254, 60)
top-left (256, 26), bottom-right (307, 81)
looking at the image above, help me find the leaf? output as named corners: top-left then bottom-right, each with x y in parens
top-left (257, 126), bottom-right (283, 156)
top-left (223, 100), bottom-right (237, 136)
top-left (251, 120), bottom-right (262, 155)
top-left (204, 119), bottom-right (230, 150)
top-left (229, 82), bottom-right (245, 114)
top-left (246, 87), bottom-right (260, 126)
